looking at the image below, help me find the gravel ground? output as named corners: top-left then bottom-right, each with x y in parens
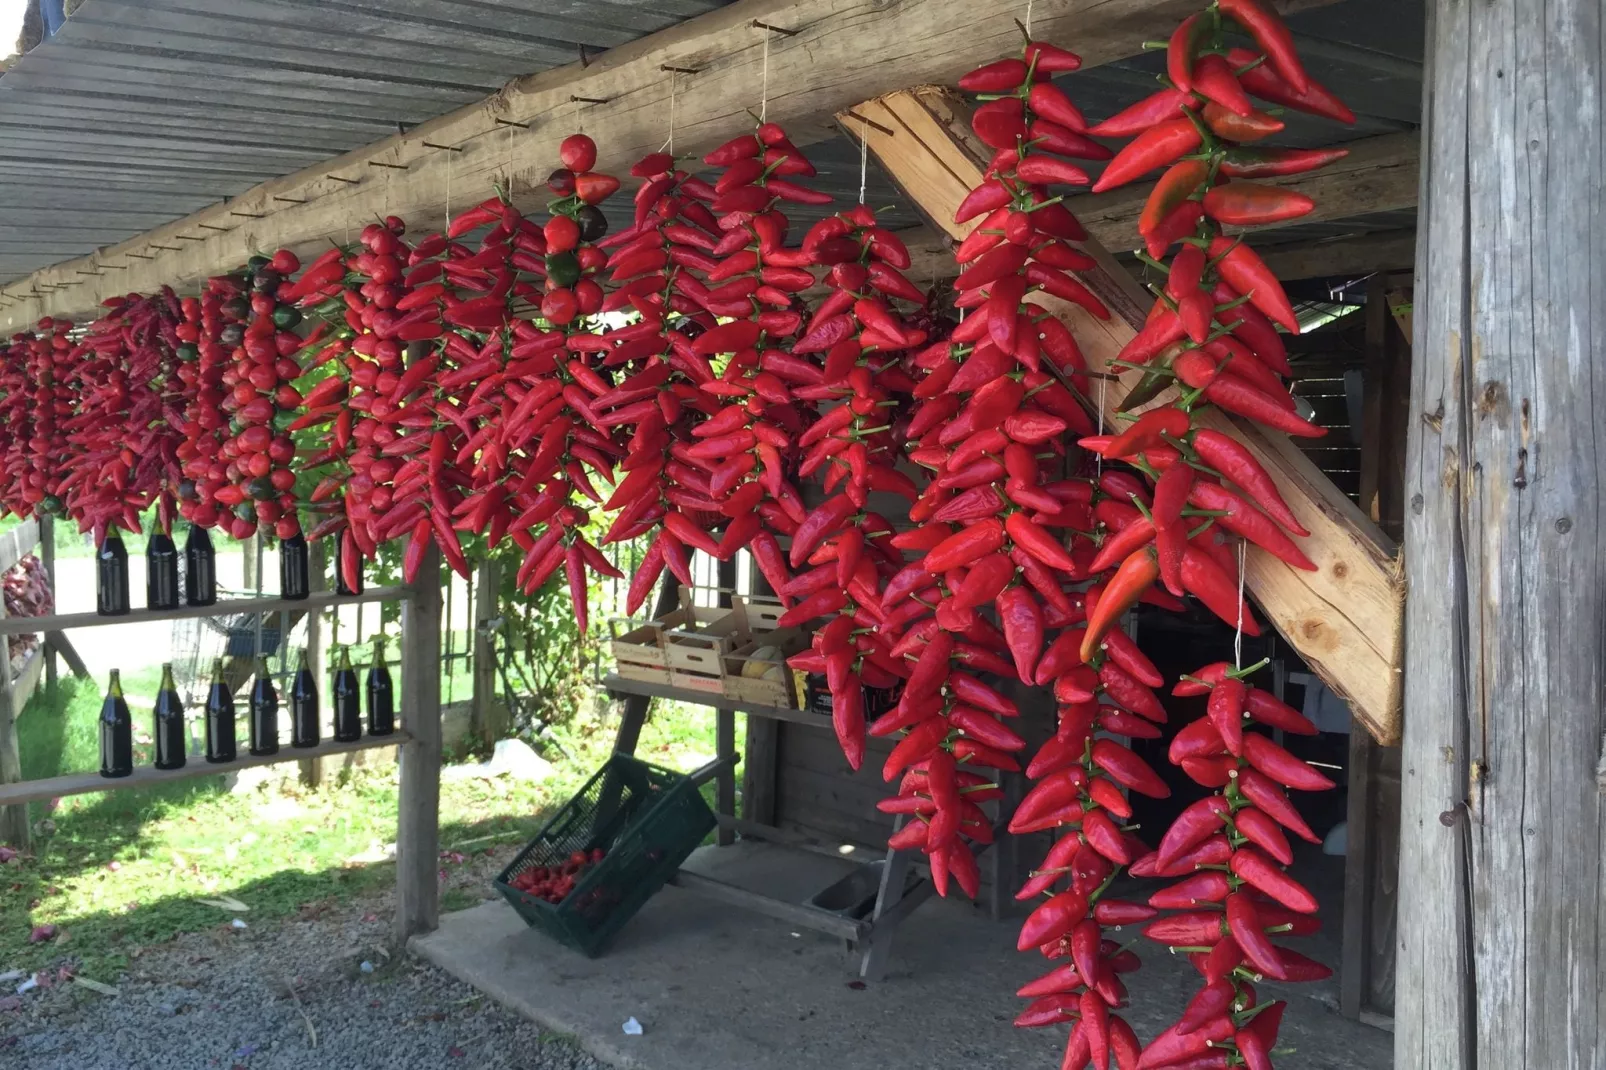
top-left (3, 895), bottom-right (612, 1070)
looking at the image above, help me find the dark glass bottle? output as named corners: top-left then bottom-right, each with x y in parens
top-left (280, 529), bottom-right (310, 601)
top-left (332, 645), bottom-right (362, 743)
top-left (185, 523), bottom-right (217, 607)
top-left (146, 531), bottom-right (180, 610)
top-left (153, 662), bottom-right (187, 770)
top-left (99, 669), bottom-right (133, 778)
top-left (204, 657), bottom-right (237, 764)
top-left (96, 531), bottom-right (130, 616)
top-left (248, 657), bottom-right (280, 757)
top-left (366, 637), bottom-right (395, 737)
top-left (290, 648), bottom-right (319, 749)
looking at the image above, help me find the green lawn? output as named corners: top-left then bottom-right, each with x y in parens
top-left (2, 675), bottom-right (729, 981)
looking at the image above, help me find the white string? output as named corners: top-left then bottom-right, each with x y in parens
top-left (1024, 0), bottom-right (1034, 37)
top-left (445, 145), bottom-right (452, 231)
top-left (1094, 372), bottom-right (1106, 478)
top-left (1233, 539), bottom-right (1246, 670)
top-left (660, 71), bottom-right (678, 153)
top-left (760, 30), bottom-right (771, 123)
top-left (857, 119), bottom-right (869, 205)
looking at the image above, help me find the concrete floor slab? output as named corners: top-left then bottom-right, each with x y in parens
top-left (413, 841), bottom-right (1392, 1070)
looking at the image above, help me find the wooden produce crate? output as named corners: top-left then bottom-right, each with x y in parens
top-left (609, 586), bottom-right (733, 687)
top-left (723, 628), bottom-right (809, 709)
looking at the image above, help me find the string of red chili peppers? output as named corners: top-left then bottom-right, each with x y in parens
top-left (779, 205), bottom-right (930, 773)
top-left (0, 320), bottom-right (75, 526)
top-left (1053, 2), bottom-right (1354, 1065)
top-left (599, 154), bottom-right (734, 613)
top-left (62, 291), bottom-right (187, 541)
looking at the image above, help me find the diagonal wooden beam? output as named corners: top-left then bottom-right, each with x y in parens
top-left (0, 0), bottom-right (1338, 331)
top-left (842, 86), bottom-right (1403, 744)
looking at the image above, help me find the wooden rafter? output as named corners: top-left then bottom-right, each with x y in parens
top-left (842, 86), bottom-right (1404, 743)
top-left (0, 0), bottom-right (1341, 331)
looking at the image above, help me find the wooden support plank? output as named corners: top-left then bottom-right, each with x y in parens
top-left (843, 86), bottom-right (1405, 743)
top-left (1067, 132), bottom-right (1420, 253)
top-left (666, 870), bottom-right (867, 940)
top-left (470, 559), bottom-right (504, 745)
top-left (1340, 724), bottom-right (1379, 1018)
top-left (395, 544), bottom-right (443, 942)
top-left (0, 586), bottom-right (406, 636)
top-left (44, 633), bottom-right (89, 680)
top-left (299, 540), bottom-right (327, 788)
top-left (0, 0), bottom-right (1339, 329)
top-left (0, 634), bottom-right (30, 845)
top-left (38, 515), bottom-right (56, 691)
top-left (0, 518), bottom-right (40, 576)
top-left (1259, 231), bottom-right (1418, 282)
top-left (1397, 0), bottom-right (1606, 1060)
top-left (0, 730), bottom-right (409, 809)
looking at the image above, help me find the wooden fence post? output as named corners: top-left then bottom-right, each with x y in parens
top-left (1396, 0), bottom-right (1605, 1061)
top-left (395, 542), bottom-right (443, 942)
top-left (299, 540), bottom-right (327, 788)
top-left (470, 559), bottom-right (503, 746)
top-left (39, 515), bottom-right (56, 692)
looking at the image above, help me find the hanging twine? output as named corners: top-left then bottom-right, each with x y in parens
top-left (759, 29), bottom-right (772, 123)
top-left (857, 117), bottom-right (870, 204)
top-left (661, 70), bottom-right (678, 153)
top-left (1234, 539), bottom-right (1247, 671)
top-left (1024, 0), bottom-right (1034, 37)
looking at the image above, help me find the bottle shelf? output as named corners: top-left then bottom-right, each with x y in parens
top-left (0, 587), bottom-right (408, 636)
top-left (0, 730), bottom-right (412, 807)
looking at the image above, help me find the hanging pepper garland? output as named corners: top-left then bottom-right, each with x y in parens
top-left (0, 7), bottom-right (1355, 1059)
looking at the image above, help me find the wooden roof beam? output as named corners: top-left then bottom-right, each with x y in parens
top-left (843, 86), bottom-right (1403, 743)
top-left (0, 0), bottom-right (1339, 331)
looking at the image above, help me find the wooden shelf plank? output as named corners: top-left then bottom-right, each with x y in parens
top-left (666, 869), bottom-right (868, 941)
top-left (9, 648), bottom-right (44, 715)
top-left (602, 674), bottom-right (828, 730)
top-left (0, 730), bottom-right (411, 807)
top-left (0, 587), bottom-right (408, 636)
top-left (0, 519), bottom-right (40, 576)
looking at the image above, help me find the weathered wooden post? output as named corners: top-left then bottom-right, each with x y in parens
top-left (1397, 0), bottom-right (1605, 1062)
top-left (396, 542), bottom-right (443, 942)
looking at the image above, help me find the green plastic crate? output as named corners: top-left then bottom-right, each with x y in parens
top-left (494, 754), bottom-right (715, 956)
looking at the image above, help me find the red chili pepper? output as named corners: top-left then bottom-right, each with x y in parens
top-left (1224, 891), bottom-right (1288, 979)
top-left (1202, 181), bottom-right (1316, 226)
top-left (1237, 768), bottom-right (1322, 843)
top-left (1092, 118), bottom-right (1202, 193)
top-left (1187, 481), bottom-right (1316, 570)
top-left (1179, 544), bottom-right (1262, 635)
top-left (1208, 236), bottom-right (1300, 332)
top-left (1219, 0), bottom-right (1310, 93)
top-left (1201, 101), bottom-right (1285, 142)
top-left (1081, 549), bottom-right (1157, 662)
top-left (1090, 739), bottom-right (1170, 799)
top-left (1191, 53), bottom-right (1255, 116)
top-left (1166, 12), bottom-right (1209, 92)
top-left (1220, 145), bottom-right (1350, 178)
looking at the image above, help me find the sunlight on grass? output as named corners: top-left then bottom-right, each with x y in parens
top-left (2, 676), bottom-right (726, 980)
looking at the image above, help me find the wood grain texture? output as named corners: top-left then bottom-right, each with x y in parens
top-left (395, 544), bottom-right (443, 942)
top-left (845, 86), bottom-right (1404, 742)
top-left (1259, 230), bottom-right (1417, 282)
top-left (1397, 0), bottom-right (1605, 1062)
top-left (0, 518), bottom-right (39, 576)
top-left (0, 0), bottom-right (1335, 329)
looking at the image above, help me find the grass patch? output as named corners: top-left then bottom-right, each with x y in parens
top-left (3, 676), bottom-right (726, 980)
